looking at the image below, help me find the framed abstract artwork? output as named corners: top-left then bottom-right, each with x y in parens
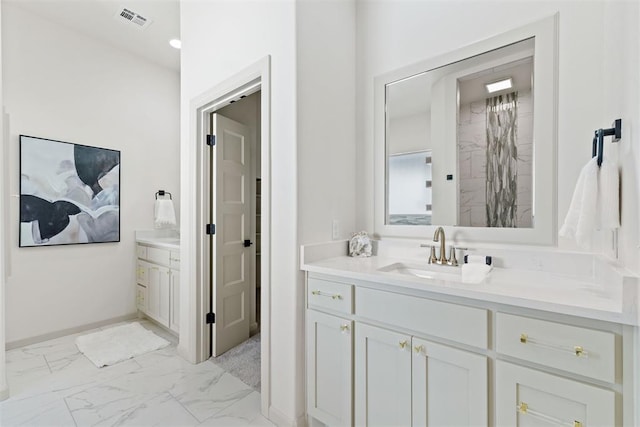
top-left (19, 135), bottom-right (121, 247)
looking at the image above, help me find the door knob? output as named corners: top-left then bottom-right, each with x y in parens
top-left (243, 239), bottom-right (253, 247)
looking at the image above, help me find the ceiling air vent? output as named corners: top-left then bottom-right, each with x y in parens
top-left (115, 7), bottom-right (152, 30)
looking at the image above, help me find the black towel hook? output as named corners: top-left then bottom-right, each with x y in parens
top-left (593, 119), bottom-right (622, 167)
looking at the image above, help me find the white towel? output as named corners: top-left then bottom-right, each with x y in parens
top-left (559, 157), bottom-right (599, 249)
top-left (154, 199), bottom-right (176, 228)
top-left (598, 159), bottom-right (620, 230)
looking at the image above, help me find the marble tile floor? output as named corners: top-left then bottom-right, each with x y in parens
top-left (1, 320), bottom-right (274, 427)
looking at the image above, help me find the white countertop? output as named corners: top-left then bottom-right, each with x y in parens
top-left (135, 230), bottom-right (180, 250)
top-left (302, 254), bottom-right (638, 325)
top-left (136, 236), bottom-right (180, 250)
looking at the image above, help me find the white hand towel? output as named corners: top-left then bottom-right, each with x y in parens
top-left (559, 157), bottom-right (599, 249)
top-left (598, 158), bottom-right (620, 230)
top-left (154, 199), bottom-right (176, 228)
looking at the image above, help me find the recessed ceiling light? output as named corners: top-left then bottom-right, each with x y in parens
top-left (485, 78), bottom-right (512, 94)
top-left (169, 39), bottom-right (181, 49)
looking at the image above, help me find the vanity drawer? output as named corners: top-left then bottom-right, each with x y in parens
top-left (147, 247), bottom-right (170, 267)
top-left (136, 244), bottom-right (148, 259)
top-left (496, 313), bottom-right (616, 383)
top-left (356, 287), bottom-right (488, 349)
top-left (136, 261), bottom-right (149, 286)
top-left (307, 277), bottom-right (354, 315)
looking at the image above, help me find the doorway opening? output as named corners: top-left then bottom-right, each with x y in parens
top-left (208, 89), bottom-right (262, 354)
top-left (188, 57), bottom-right (271, 415)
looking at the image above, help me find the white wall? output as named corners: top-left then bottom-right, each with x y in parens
top-left (297, 0), bottom-right (356, 244)
top-left (2, 3), bottom-right (180, 343)
top-left (356, 1), bottom-right (640, 272)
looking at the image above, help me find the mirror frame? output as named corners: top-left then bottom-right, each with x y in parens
top-left (374, 14), bottom-right (558, 245)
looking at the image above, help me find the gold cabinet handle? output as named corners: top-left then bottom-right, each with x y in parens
top-left (519, 333), bottom-right (588, 358)
top-left (517, 401), bottom-right (582, 426)
top-left (311, 290), bottom-right (342, 300)
top-left (414, 345), bottom-right (425, 354)
top-left (340, 324), bottom-right (349, 332)
top-left (399, 340), bottom-right (409, 350)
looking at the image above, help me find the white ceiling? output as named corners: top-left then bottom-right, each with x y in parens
top-left (9, 0), bottom-right (180, 71)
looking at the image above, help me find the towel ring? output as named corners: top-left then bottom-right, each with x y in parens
top-left (155, 190), bottom-right (172, 200)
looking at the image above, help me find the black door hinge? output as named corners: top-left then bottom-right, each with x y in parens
top-left (206, 134), bottom-right (216, 146)
top-left (206, 224), bottom-right (216, 235)
top-left (206, 312), bottom-right (216, 324)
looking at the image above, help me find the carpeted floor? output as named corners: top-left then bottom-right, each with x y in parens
top-left (210, 333), bottom-right (261, 391)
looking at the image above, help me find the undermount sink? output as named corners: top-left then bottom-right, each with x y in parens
top-left (378, 262), bottom-right (462, 281)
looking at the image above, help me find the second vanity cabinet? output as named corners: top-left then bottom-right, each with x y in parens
top-left (136, 243), bottom-right (180, 334)
top-left (305, 272), bottom-right (624, 427)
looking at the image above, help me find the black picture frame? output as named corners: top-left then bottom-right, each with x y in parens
top-left (19, 135), bottom-right (121, 247)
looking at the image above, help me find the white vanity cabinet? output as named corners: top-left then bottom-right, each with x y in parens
top-left (305, 271), bottom-right (627, 427)
top-left (307, 274), bottom-right (489, 427)
top-left (136, 243), bottom-right (180, 334)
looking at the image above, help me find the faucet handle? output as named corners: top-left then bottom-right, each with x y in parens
top-left (420, 244), bottom-right (438, 264)
top-left (448, 246), bottom-right (468, 266)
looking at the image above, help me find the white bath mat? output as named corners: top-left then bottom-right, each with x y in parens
top-left (76, 322), bottom-right (169, 367)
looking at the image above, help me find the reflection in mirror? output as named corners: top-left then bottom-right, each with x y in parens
top-left (386, 38), bottom-right (534, 228)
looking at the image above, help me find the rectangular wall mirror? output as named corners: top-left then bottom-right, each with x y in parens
top-left (374, 15), bottom-right (557, 244)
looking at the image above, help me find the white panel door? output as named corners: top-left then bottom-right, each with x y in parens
top-left (147, 265), bottom-right (170, 327)
top-left (412, 337), bottom-right (488, 426)
top-left (355, 323), bottom-right (411, 427)
top-left (211, 113), bottom-right (253, 356)
top-left (307, 310), bottom-right (353, 426)
top-left (169, 269), bottom-right (180, 333)
top-left (496, 361), bottom-right (616, 426)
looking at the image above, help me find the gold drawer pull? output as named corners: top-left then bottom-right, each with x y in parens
top-left (519, 333), bottom-right (589, 358)
top-left (311, 290), bottom-right (342, 300)
top-left (414, 345), bottom-right (425, 354)
top-left (340, 324), bottom-right (349, 333)
top-left (399, 340), bottom-right (409, 350)
top-left (517, 401), bottom-right (582, 426)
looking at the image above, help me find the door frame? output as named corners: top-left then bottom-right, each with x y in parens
top-left (180, 56), bottom-right (271, 415)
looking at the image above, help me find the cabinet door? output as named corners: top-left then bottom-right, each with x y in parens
top-left (496, 361), bottom-right (616, 426)
top-left (307, 310), bottom-right (353, 427)
top-left (170, 269), bottom-right (180, 333)
top-left (355, 323), bottom-right (411, 427)
top-left (147, 265), bottom-right (170, 327)
top-left (412, 337), bottom-right (487, 426)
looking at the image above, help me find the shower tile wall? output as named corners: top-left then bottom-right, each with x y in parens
top-left (458, 90), bottom-right (533, 227)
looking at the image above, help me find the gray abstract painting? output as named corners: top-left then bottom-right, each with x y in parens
top-left (486, 92), bottom-right (518, 227)
top-left (20, 135), bottom-right (120, 247)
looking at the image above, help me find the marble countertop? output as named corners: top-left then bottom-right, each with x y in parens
top-left (302, 254), bottom-right (638, 325)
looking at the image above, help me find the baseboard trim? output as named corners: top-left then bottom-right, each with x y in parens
top-left (268, 406), bottom-right (306, 427)
top-left (6, 312), bottom-right (138, 350)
